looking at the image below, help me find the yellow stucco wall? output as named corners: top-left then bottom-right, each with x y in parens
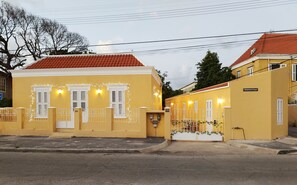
top-left (165, 87), bottom-right (231, 124)
top-left (228, 67), bottom-right (288, 140)
top-left (166, 67), bottom-right (288, 141)
top-left (13, 74), bottom-right (161, 111)
top-left (232, 58), bottom-right (297, 97)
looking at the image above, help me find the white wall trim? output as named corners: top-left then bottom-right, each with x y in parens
top-left (165, 83), bottom-right (230, 101)
top-left (11, 66), bottom-right (162, 87)
top-left (67, 84), bottom-right (91, 91)
top-left (32, 85), bottom-right (52, 92)
top-left (231, 54), bottom-right (297, 70)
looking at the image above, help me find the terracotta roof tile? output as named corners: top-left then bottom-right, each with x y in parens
top-left (26, 54), bottom-right (144, 69)
top-left (230, 33), bottom-right (297, 67)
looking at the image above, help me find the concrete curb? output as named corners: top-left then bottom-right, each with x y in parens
top-left (227, 141), bottom-right (278, 154)
top-left (139, 140), bottom-right (171, 153)
top-left (227, 141), bottom-right (297, 155)
top-left (0, 147), bottom-right (140, 153)
top-left (0, 140), bottom-right (170, 154)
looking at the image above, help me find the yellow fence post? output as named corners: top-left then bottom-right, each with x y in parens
top-left (74, 108), bottom-right (82, 131)
top-left (48, 107), bottom-right (56, 133)
top-left (164, 107), bottom-right (171, 140)
top-left (139, 107), bottom-right (147, 138)
top-left (106, 107), bottom-right (114, 132)
top-left (16, 107), bottom-right (25, 130)
top-left (223, 107), bottom-right (232, 141)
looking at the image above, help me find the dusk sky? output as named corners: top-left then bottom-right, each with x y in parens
top-left (8, 0), bottom-right (297, 88)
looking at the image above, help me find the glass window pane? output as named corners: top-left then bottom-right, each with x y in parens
top-left (81, 102), bottom-right (86, 111)
top-left (119, 104), bottom-right (122, 115)
top-left (112, 91), bottom-right (116, 102)
top-left (118, 91), bottom-right (122, 102)
top-left (38, 92), bottom-right (42, 103)
top-left (81, 91), bottom-right (86, 101)
top-left (73, 102), bottom-right (78, 108)
top-left (38, 105), bottom-right (42, 115)
top-left (44, 92), bottom-right (47, 103)
top-left (73, 91), bottom-right (77, 101)
top-left (44, 105), bottom-right (48, 116)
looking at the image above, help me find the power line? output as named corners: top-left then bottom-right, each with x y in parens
top-left (52, 0), bottom-right (297, 24)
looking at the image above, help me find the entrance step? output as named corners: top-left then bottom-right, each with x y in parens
top-left (56, 128), bottom-right (74, 133)
top-left (49, 132), bottom-right (74, 138)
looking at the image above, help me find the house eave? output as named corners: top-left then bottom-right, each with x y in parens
top-left (231, 54), bottom-right (297, 70)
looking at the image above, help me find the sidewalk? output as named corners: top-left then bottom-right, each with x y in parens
top-left (227, 137), bottom-right (297, 155)
top-left (0, 136), bottom-right (168, 153)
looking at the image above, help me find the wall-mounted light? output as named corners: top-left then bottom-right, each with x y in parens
top-left (57, 89), bottom-right (63, 95)
top-left (217, 98), bottom-right (223, 105)
top-left (188, 100), bottom-right (193, 105)
top-left (158, 94), bottom-right (162, 99)
top-left (154, 92), bottom-right (159, 97)
top-left (170, 102), bottom-right (174, 106)
top-left (96, 89), bottom-right (102, 94)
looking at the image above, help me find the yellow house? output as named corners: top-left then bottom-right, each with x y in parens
top-left (166, 67), bottom-right (288, 141)
top-left (0, 54), bottom-right (163, 138)
top-left (230, 33), bottom-right (297, 102)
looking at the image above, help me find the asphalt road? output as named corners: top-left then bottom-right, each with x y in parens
top-left (0, 152), bottom-right (297, 185)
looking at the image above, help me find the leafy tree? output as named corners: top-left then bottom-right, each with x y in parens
top-left (194, 51), bottom-right (235, 90)
top-left (0, 1), bottom-right (90, 101)
top-left (157, 70), bottom-right (182, 108)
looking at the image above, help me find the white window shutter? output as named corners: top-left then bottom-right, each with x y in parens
top-left (292, 64), bottom-right (297, 81)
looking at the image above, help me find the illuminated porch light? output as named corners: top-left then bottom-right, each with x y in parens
top-left (158, 94), bottom-right (162, 98)
top-left (170, 102), bottom-right (174, 106)
top-left (154, 92), bottom-right (159, 97)
top-left (188, 100), bottom-right (193, 105)
top-left (96, 89), bottom-right (102, 94)
top-left (57, 89), bottom-right (63, 94)
top-left (217, 98), bottom-right (223, 104)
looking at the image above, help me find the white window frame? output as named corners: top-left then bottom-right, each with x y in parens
top-left (182, 102), bottom-right (186, 120)
top-left (67, 84), bottom-right (90, 123)
top-left (237, 70), bottom-right (241, 78)
top-left (292, 64), bottom-right (297, 81)
top-left (194, 101), bottom-right (198, 113)
top-left (33, 86), bottom-right (52, 118)
top-left (206, 100), bottom-right (213, 122)
top-left (0, 78), bottom-right (6, 92)
top-left (107, 84), bottom-right (128, 118)
top-left (268, 63), bottom-right (287, 71)
top-left (277, 98), bottom-right (283, 125)
top-left (247, 66), bottom-right (254, 76)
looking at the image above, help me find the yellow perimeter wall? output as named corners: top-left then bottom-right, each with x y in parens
top-left (166, 67), bottom-right (289, 141)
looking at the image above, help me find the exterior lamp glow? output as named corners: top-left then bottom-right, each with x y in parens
top-left (96, 89), bottom-right (102, 94)
top-left (188, 100), bottom-right (193, 105)
top-left (154, 92), bottom-right (159, 97)
top-left (170, 102), bottom-right (174, 106)
top-left (57, 89), bottom-right (63, 94)
top-left (158, 94), bottom-right (162, 99)
top-left (217, 98), bottom-right (223, 105)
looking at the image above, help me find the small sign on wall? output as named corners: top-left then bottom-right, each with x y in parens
top-left (243, 88), bottom-right (258, 92)
top-left (0, 92), bottom-right (3, 100)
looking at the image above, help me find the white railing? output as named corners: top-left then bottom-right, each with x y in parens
top-left (25, 109), bottom-right (48, 122)
top-left (170, 108), bottom-right (224, 134)
top-left (0, 108), bottom-right (16, 122)
top-left (56, 108), bottom-right (71, 122)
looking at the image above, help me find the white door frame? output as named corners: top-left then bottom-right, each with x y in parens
top-left (57, 84), bottom-right (90, 129)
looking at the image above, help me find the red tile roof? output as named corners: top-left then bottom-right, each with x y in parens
top-left (192, 82), bottom-right (229, 93)
top-left (230, 33), bottom-right (297, 67)
top-left (26, 54), bottom-right (144, 69)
